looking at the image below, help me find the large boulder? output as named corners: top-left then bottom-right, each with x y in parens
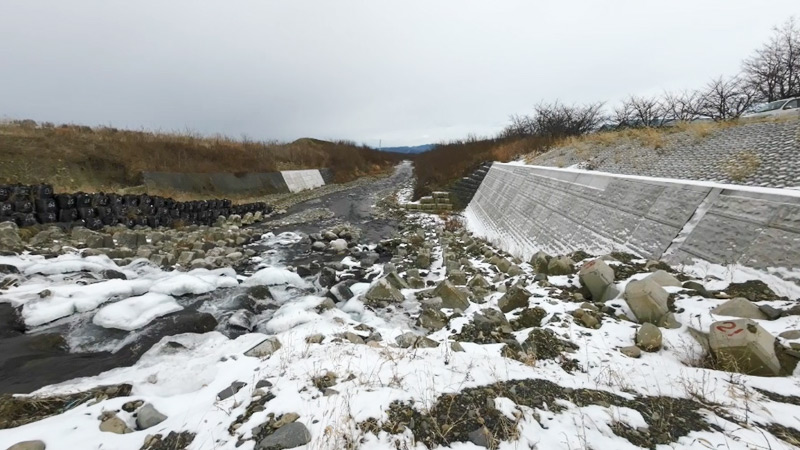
top-left (529, 251), bottom-right (550, 274)
top-left (364, 279), bottom-right (405, 305)
top-left (624, 279), bottom-right (668, 323)
top-left (432, 280), bottom-right (470, 310)
top-left (0, 222), bottom-right (23, 253)
top-left (384, 271), bottom-right (409, 290)
top-left (498, 283), bottom-right (532, 313)
top-left (644, 270), bottom-right (682, 288)
top-left (709, 319), bottom-right (780, 376)
top-left (635, 323), bottom-right (662, 352)
top-left (711, 298), bottom-right (768, 320)
top-left (547, 256), bottom-right (575, 276)
top-left (136, 404), bottom-right (167, 430)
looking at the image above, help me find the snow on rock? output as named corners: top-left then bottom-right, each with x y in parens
top-left (92, 293), bottom-right (183, 331)
top-left (244, 267), bottom-right (309, 287)
top-left (0, 254), bottom-right (239, 328)
top-left (149, 274), bottom-right (216, 296)
top-left (20, 279), bottom-right (153, 327)
top-left (265, 296), bottom-right (329, 333)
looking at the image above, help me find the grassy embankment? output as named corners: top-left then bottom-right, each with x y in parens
top-left (411, 116), bottom-right (797, 199)
top-left (0, 120), bottom-right (402, 200)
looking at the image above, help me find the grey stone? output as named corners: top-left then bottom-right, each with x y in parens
top-left (245, 337), bottom-right (282, 358)
top-left (529, 251), bottom-right (550, 273)
top-left (467, 274), bottom-right (492, 290)
top-left (780, 330), bottom-right (800, 340)
top-left (364, 279), bottom-right (405, 304)
top-left (624, 279), bottom-right (669, 323)
top-left (329, 239), bottom-right (348, 252)
top-left (712, 298), bottom-right (768, 320)
top-left (6, 441), bottom-right (46, 450)
top-left (396, 332), bottom-right (439, 349)
top-left (657, 312), bottom-right (682, 329)
top-left (306, 334), bottom-right (324, 344)
top-left (644, 270), bottom-right (682, 288)
top-left (228, 310), bottom-right (255, 331)
top-left (256, 422), bottom-right (311, 450)
top-left (447, 269), bottom-right (468, 285)
top-left (620, 345), bottom-right (642, 358)
top-left (311, 241), bottom-right (326, 251)
top-left (217, 381), bottom-right (247, 400)
top-left (759, 304), bottom-right (784, 320)
top-left (328, 281), bottom-right (355, 303)
top-left (99, 415), bottom-right (132, 434)
top-left (432, 280), bottom-right (470, 310)
top-left (468, 426), bottom-right (492, 448)
top-left (339, 332), bottom-right (365, 344)
top-left (418, 308), bottom-right (447, 331)
top-left (450, 341), bottom-right (466, 352)
top-left (0, 222), bottom-right (23, 252)
top-left (177, 251), bottom-right (195, 266)
top-left (547, 256), bottom-right (575, 275)
top-left (473, 308), bottom-right (509, 327)
top-left (635, 323), bottom-right (662, 351)
top-left (507, 264), bottom-right (524, 277)
top-left (709, 319), bottom-right (780, 376)
top-left (497, 283), bottom-right (532, 313)
top-left (136, 404), bottom-right (167, 430)
top-left (384, 271), bottom-right (410, 290)
top-left (683, 281), bottom-right (712, 297)
top-left (415, 249), bottom-right (432, 269)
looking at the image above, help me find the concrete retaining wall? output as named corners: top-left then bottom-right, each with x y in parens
top-left (465, 163), bottom-right (800, 282)
top-left (143, 169), bottom-right (330, 195)
top-left (280, 170), bottom-right (326, 193)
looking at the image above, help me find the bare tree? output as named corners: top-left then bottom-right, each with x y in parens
top-left (697, 76), bottom-right (757, 120)
top-left (500, 101), bottom-right (605, 139)
top-left (662, 90), bottom-right (702, 121)
top-left (743, 16), bottom-right (800, 101)
top-left (613, 95), bottom-right (665, 127)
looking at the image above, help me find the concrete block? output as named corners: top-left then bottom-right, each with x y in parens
top-left (711, 297), bottom-right (768, 320)
top-left (624, 279), bottom-right (669, 323)
top-left (643, 270), bottom-right (682, 288)
top-left (498, 283), bottom-right (532, 313)
top-left (364, 279), bottom-right (405, 304)
top-left (709, 319), bottom-right (780, 376)
top-left (579, 259), bottom-right (618, 301)
top-left (433, 280), bottom-right (470, 310)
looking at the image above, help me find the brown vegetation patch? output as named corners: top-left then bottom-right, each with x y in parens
top-left (0, 121), bottom-right (400, 195)
top-left (0, 384), bottom-right (132, 429)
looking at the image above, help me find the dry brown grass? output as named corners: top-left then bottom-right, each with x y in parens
top-left (0, 120), bottom-right (400, 194)
top-left (412, 135), bottom-right (554, 198)
top-left (722, 150), bottom-right (762, 181)
top-left (530, 119), bottom-right (753, 164)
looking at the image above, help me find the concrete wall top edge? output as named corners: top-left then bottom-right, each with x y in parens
top-left (497, 162), bottom-right (800, 199)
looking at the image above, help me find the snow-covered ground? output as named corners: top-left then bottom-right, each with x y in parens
top-left (2, 213), bottom-right (800, 450)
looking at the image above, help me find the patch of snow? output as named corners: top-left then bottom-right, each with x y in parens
top-left (244, 267), bottom-right (309, 287)
top-left (93, 293), bottom-right (183, 331)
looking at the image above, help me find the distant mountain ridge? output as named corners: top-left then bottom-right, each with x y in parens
top-left (375, 144), bottom-right (434, 154)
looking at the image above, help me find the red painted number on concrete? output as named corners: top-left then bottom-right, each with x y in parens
top-left (716, 321), bottom-right (744, 337)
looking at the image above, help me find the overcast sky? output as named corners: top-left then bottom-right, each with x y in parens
top-left (0, 1), bottom-right (797, 146)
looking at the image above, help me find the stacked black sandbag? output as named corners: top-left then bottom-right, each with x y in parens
top-left (0, 183), bottom-right (274, 230)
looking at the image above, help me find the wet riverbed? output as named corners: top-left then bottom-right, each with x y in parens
top-left (0, 162), bottom-right (413, 393)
